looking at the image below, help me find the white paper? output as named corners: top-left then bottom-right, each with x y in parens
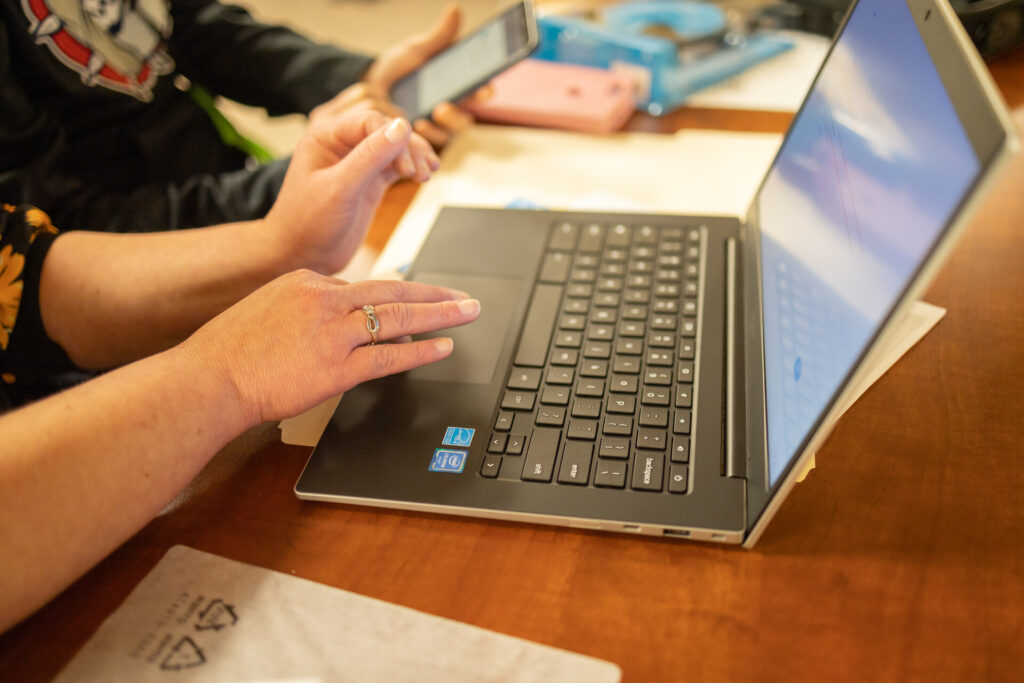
top-left (56, 546), bottom-right (621, 683)
top-left (684, 30), bottom-right (831, 112)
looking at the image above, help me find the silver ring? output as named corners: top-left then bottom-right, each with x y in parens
top-left (362, 305), bottom-right (380, 345)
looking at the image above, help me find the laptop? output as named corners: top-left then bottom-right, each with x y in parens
top-left (296, 0), bottom-right (1017, 547)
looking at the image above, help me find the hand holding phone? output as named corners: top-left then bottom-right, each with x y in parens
top-left (390, 1), bottom-right (539, 121)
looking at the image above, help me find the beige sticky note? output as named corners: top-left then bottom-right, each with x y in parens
top-left (56, 546), bottom-right (620, 683)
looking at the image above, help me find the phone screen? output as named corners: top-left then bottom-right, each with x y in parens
top-left (392, 2), bottom-right (535, 120)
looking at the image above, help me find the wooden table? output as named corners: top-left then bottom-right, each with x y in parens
top-left (3, 47), bottom-right (1023, 683)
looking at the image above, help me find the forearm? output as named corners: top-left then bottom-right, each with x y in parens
top-left (39, 220), bottom-right (293, 369)
top-left (0, 343), bottom-right (251, 632)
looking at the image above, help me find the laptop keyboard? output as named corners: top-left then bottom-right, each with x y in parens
top-left (481, 220), bottom-right (703, 494)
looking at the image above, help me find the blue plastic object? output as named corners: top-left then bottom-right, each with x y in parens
top-left (534, 1), bottom-right (793, 115)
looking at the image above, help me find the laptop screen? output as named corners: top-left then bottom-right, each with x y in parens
top-left (756, 0), bottom-right (980, 486)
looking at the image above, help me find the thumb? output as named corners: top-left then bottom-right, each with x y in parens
top-left (332, 117), bottom-right (412, 183)
top-left (412, 3), bottom-right (460, 56)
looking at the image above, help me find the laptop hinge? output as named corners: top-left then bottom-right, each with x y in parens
top-left (724, 237), bottom-right (747, 479)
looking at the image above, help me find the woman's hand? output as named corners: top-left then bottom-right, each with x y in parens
top-left (179, 270), bottom-right (481, 426)
top-left (265, 107), bottom-right (439, 275)
top-left (360, 3), bottom-right (475, 147)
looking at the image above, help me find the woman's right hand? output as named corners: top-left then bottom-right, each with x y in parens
top-left (179, 270), bottom-right (480, 426)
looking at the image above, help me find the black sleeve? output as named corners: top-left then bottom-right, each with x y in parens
top-left (168, 0), bottom-right (376, 116)
top-left (0, 205), bottom-right (76, 410)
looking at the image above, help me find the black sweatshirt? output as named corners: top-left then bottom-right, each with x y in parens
top-left (1, 0), bottom-right (374, 232)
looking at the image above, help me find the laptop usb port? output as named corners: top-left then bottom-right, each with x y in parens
top-left (663, 529), bottom-right (690, 538)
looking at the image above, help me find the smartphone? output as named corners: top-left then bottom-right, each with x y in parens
top-left (390, 1), bottom-right (539, 121)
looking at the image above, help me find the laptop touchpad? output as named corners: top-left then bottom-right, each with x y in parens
top-left (407, 271), bottom-right (521, 385)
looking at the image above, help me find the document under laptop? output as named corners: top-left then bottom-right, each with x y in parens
top-left (296, 0), bottom-right (1017, 547)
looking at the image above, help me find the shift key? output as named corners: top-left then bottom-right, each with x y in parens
top-left (522, 428), bottom-right (561, 482)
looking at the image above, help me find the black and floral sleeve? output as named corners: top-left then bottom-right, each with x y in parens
top-left (0, 204), bottom-right (74, 410)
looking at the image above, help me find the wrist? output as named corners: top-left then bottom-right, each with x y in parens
top-left (171, 332), bottom-right (261, 434)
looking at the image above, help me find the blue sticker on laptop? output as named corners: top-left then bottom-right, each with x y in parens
top-left (442, 426), bottom-right (475, 448)
top-left (429, 449), bottom-right (468, 474)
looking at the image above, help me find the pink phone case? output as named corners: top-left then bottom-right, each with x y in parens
top-left (464, 59), bottom-right (636, 134)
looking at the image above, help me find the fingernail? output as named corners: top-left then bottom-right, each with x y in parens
top-left (435, 338), bottom-right (454, 353)
top-left (456, 298), bottom-right (480, 315)
top-left (385, 117), bottom-right (411, 142)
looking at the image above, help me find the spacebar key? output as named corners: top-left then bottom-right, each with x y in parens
top-left (514, 284), bottom-right (564, 367)
top-left (522, 428), bottom-right (561, 482)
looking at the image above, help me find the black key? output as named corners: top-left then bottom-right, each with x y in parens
top-left (644, 369), bottom-right (671, 386)
top-left (539, 252), bottom-right (571, 284)
top-left (567, 418), bottom-right (598, 440)
top-left (587, 324), bottom-right (614, 341)
top-left (679, 340), bottom-right (696, 360)
top-left (607, 224), bottom-right (631, 247)
top-left (549, 222), bottom-right (578, 251)
top-left (595, 292), bottom-right (620, 307)
top-left (502, 391), bottom-right (535, 411)
top-left (600, 262), bottom-right (626, 277)
top-left (682, 299), bottom-right (698, 316)
top-left (635, 225), bottom-right (658, 244)
top-left (488, 433), bottom-right (508, 453)
top-left (564, 299), bottom-right (589, 314)
top-left (684, 263), bottom-right (700, 278)
top-left (680, 319), bottom-right (697, 338)
top-left (576, 379), bottom-right (604, 397)
top-left (604, 248), bottom-right (628, 262)
top-left (670, 436), bottom-right (690, 463)
top-left (514, 284), bottom-right (563, 367)
top-left (494, 411), bottom-right (514, 432)
top-left (541, 386), bottom-right (571, 405)
top-left (658, 254), bottom-right (682, 267)
top-left (616, 338), bottom-right (643, 355)
top-left (546, 367), bottom-right (574, 385)
top-left (673, 409), bottom-right (692, 435)
top-left (571, 268), bottom-right (597, 283)
top-left (675, 386), bottom-right (693, 408)
top-left (603, 416), bottom-right (634, 436)
top-left (641, 387), bottom-right (670, 406)
top-left (607, 395), bottom-right (636, 414)
top-left (619, 321), bottom-right (645, 337)
top-left (580, 360), bottom-right (609, 377)
top-left (686, 227), bottom-right (701, 242)
top-left (568, 283), bottom-right (593, 298)
top-left (653, 300), bottom-right (679, 314)
top-left (677, 362), bottom-right (695, 384)
top-left (657, 268), bottom-right (681, 282)
top-left (560, 314), bottom-right (586, 331)
top-left (508, 367), bottom-right (542, 390)
top-left (599, 436), bottom-right (631, 460)
top-left (481, 455), bottom-right (501, 478)
top-left (685, 245), bottom-right (700, 260)
top-left (649, 332), bottom-right (675, 348)
top-left (536, 406), bottom-right (566, 426)
top-left (632, 452), bottom-right (664, 492)
top-left (571, 398), bottom-right (602, 419)
top-left (558, 442), bottom-right (593, 485)
top-left (522, 427), bottom-right (560, 482)
top-left (651, 315), bottom-right (676, 330)
top-left (583, 342), bottom-right (611, 359)
top-left (578, 223), bottom-right (606, 252)
top-left (623, 289), bottom-right (650, 304)
top-left (574, 253), bottom-right (600, 268)
top-left (683, 281), bottom-right (699, 296)
top-left (590, 308), bottom-right (618, 324)
top-left (636, 428), bottom-right (667, 449)
top-left (613, 356), bottom-right (641, 374)
top-left (639, 407), bottom-right (669, 428)
top-left (597, 277), bottom-right (623, 292)
top-left (555, 331), bottom-right (582, 348)
top-left (507, 434), bottom-right (526, 455)
top-left (646, 350), bottom-right (673, 366)
top-left (610, 374), bottom-right (639, 393)
top-left (627, 274), bottom-right (652, 289)
top-left (668, 465), bottom-right (689, 493)
top-left (621, 305), bottom-right (647, 320)
top-left (594, 459), bottom-right (627, 488)
top-left (655, 283), bottom-right (680, 298)
top-left (550, 349), bottom-right (578, 366)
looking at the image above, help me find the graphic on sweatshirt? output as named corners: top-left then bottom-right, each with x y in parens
top-left (21, 0), bottom-right (174, 101)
